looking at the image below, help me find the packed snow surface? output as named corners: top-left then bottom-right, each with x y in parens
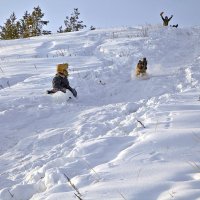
top-left (0, 25), bottom-right (200, 200)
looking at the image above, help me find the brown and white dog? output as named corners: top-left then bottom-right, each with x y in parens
top-left (135, 58), bottom-right (147, 77)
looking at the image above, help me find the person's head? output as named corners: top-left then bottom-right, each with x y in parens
top-left (165, 16), bottom-right (168, 20)
top-left (138, 60), bottom-right (142, 64)
top-left (57, 63), bottom-right (68, 76)
top-left (143, 57), bottom-right (146, 61)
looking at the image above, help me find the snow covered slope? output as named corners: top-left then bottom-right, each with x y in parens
top-left (0, 25), bottom-right (200, 200)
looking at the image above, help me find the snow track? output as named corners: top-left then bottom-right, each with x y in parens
top-left (0, 26), bottom-right (200, 200)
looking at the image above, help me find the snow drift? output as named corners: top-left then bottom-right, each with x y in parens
top-left (0, 25), bottom-right (200, 200)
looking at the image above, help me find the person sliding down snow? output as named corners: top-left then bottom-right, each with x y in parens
top-left (47, 63), bottom-right (77, 97)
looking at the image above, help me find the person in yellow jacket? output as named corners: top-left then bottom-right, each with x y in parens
top-left (47, 63), bottom-right (77, 97)
top-left (160, 12), bottom-right (173, 26)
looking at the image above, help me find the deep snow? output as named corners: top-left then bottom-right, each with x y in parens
top-left (0, 25), bottom-right (200, 200)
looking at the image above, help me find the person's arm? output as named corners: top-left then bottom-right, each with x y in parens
top-left (169, 15), bottom-right (173, 21)
top-left (62, 77), bottom-right (77, 97)
top-left (160, 12), bottom-right (165, 21)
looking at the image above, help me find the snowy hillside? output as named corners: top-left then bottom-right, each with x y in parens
top-left (0, 25), bottom-right (200, 200)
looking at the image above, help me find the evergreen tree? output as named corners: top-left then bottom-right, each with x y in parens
top-left (31, 6), bottom-right (47, 36)
top-left (57, 26), bottom-right (64, 33)
top-left (71, 8), bottom-right (86, 31)
top-left (0, 12), bottom-right (20, 40)
top-left (0, 6), bottom-right (50, 40)
top-left (90, 26), bottom-right (96, 30)
top-left (20, 6), bottom-right (50, 38)
top-left (19, 11), bottom-right (32, 38)
top-left (59, 8), bottom-right (86, 33)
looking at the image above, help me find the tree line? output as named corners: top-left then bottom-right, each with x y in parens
top-left (0, 6), bottom-right (94, 40)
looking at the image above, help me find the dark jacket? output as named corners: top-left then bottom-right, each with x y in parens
top-left (53, 73), bottom-right (70, 91)
top-left (52, 73), bottom-right (77, 97)
top-left (47, 72), bottom-right (77, 97)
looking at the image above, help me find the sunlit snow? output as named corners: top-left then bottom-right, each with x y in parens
top-left (0, 25), bottom-right (200, 200)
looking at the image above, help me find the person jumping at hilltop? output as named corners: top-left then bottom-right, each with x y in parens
top-left (47, 63), bottom-right (77, 97)
top-left (160, 12), bottom-right (173, 26)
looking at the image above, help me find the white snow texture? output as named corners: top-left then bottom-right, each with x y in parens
top-left (1, 25), bottom-right (200, 200)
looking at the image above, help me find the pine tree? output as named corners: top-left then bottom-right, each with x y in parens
top-left (71, 8), bottom-right (86, 31)
top-left (59, 8), bottom-right (86, 33)
top-left (19, 11), bottom-right (32, 38)
top-left (20, 6), bottom-right (50, 38)
top-left (0, 6), bottom-right (51, 40)
top-left (0, 12), bottom-right (20, 40)
top-left (90, 26), bottom-right (96, 30)
top-left (57, 26), bottom-right (64, 33)
top-left (64, 16), bottom-right (73, 32)
top-left (31, 6), bottom-right (46, 36)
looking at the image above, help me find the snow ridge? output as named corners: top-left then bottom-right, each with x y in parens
top-left (0, 25), bottom-right (200, 200)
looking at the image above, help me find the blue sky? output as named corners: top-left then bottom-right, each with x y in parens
top-left (0, 0), bottom-right (199, 32)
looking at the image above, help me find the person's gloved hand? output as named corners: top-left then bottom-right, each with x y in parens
top-left (47, 90), bottom-right (51, 94)
top-left (47, 90), bottom-right (55, 94)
